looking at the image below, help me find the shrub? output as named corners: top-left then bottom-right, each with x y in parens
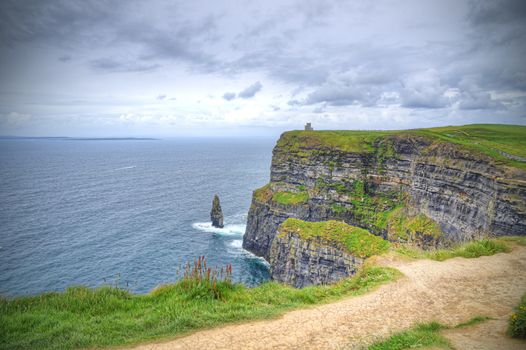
top-left (508, 293), bottom-right (526, 338)
top-left (177, 256), bottom-right (233, 300)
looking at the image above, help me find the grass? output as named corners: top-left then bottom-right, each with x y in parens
top-left (0, 263), bottom-right (399, 350)
top-left (394, 238), bottom-right (510, 261)
top-left (368, 322), bottom-right (450, 350)
top-left (277, 124), bottom-right (526, 169)
top-left (497, 235), bottom-right (526, 246)
top-left (278, 218), bottom-right (390, 258)
top-left (0, 233), bottom-right (518, 350)
top-left (508, 292), bottom-right (526, 338)
top-left (387, 208), bottom-right (442, 242)
top-left (368, 316), bottom-right (490, 350)
top-left (253, 183), bottom-right (309, 205)
top-left (417, 124), bottom-right (526, 168)
top-left (276, 129), bottom-right (394, 154)
top-left (455, 316), bottom-right (492, 328)
top-left (272, 190), bottom-right (309, 205)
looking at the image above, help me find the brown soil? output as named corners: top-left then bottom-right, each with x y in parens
top-left (440, 316), bottom-right (526, 350)
top-left (126, 246), bottom-right (526, 350)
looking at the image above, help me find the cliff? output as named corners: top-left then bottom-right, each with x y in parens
top-left (243, 124), bottom-right (526, 260)
top-left (269, 219), bottom-right (388, 287)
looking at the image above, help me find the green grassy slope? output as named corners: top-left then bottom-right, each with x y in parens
top-left (0, 266), bottom-right (398, 350)
top-left (277, 124), bottom-right (526, 169)
top-left (278, 218), bottom-right (390, 258)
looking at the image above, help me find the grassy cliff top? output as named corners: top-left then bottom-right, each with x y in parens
top-left (276, 124), bottom-right (526, 168)
top-left (278, 218), bottom-right (390, 258)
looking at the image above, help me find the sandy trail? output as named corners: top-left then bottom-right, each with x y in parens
top-left (128, 246), bottom-right (526, 350)
top-left (441, 315), bottom-right (526, 350)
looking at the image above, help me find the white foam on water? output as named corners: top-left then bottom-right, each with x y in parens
top-left (229, 239), bottom-right (243, 248)
top-left (192, 222), bottom-right (246, 236)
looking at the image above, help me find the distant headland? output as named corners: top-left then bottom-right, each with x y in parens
top-left (0, 136), bottom-right (159, 141)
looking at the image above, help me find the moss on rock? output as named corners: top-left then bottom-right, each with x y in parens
top-left (278, 218), bottom-right (390, 258)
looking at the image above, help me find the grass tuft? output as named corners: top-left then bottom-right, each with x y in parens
top-left (455, 316), bottom-right (492, 328)
top-left (369, 316), bottom-right (491, 350)
top-left (368, 321), bottom-right (449, 350)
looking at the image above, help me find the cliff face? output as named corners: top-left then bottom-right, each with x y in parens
top-left (243, 126), bottom-right (526, 260)
top-left (269, 232), bottom-right (363, 288)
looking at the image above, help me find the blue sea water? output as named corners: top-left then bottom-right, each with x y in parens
top-left (0, 138), bottom-right (274, 296)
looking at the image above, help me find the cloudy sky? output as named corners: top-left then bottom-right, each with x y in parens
top-left (0, 0), bottom-right (525, 137)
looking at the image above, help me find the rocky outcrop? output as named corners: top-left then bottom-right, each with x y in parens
top-left (268, 219), bottom-right (387, 287)
top-left (243, 127), bottom-right (526, 260)
top-left (269, 232), bottom-right (363, 288)
top-left (211, 194), bottom-right (224, 228)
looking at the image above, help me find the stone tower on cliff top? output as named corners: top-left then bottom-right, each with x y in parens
top-left (305, 122), bottom-right (313, 131)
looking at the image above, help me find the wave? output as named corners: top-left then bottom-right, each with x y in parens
top-left (192, 222), bottom-right (246, 236)
top-left (229, 239), bottom-right (243, 248)
top-left (114, 165), bottom-right (136, 171)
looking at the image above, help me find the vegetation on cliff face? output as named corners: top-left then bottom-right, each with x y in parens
top-left (278, 218), bottom-right (390, 258)
top-left (316, 178), bottom-right (400, 232)
top-left (253, 183), bottom-right (272, 202)
top-left (0, 265), bottom-right (398, 350)
top-left (272, 190), bottom-right (309, 205)
top-left (253, 183), bottom-right (309, 205)
top-left (387, 208), bottom-right (442, 242)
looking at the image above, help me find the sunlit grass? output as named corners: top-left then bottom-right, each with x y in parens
top-left (0, 264), bottom-right (399, 350)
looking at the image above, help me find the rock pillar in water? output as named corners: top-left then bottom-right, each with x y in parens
top-left (211, 194), bottom-right (224, 228)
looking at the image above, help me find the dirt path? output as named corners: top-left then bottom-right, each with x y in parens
top-left (128, 247), bottom-right (526, 350)
top-left (440, 315), bottom-right (526, 350)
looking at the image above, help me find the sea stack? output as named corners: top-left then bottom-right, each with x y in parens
top-left (210, 194), bottom-right (224, 228)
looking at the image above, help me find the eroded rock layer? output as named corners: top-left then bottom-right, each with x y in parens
top-left (269, 232), bottom-right (363, 288)
top-left (243, 127), bottom-right (526, 260)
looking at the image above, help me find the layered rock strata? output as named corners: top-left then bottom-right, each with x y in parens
top-left (269, 232), bottom-right (363, 288)
top-left (243, 128), bottom-right (526, 260)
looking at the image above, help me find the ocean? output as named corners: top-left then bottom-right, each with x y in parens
top-left (0, 138), bottom-right (274, 296)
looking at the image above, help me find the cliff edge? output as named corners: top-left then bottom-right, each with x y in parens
top-left (243, 124), bottom-right (526, 260)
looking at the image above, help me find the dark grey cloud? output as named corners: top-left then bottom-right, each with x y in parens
top-left (457, 90), bottom-right (504, 110)
top-left (89, 58), bottom-right (160, 73)
top-left (0, 0), bottom-right (122, 47)
top-left (223, 82), bottom-right (263, 101)
top-left (58, 54), bottom-right (72, 62)
top-left (238, 81), bottom-right (262, 99)
top-left (222, 92), bottom-right (236, 101)
top-left (0, 0), bottom-right (219, 70)
top-left (468, 0), bottom-right (526, 26)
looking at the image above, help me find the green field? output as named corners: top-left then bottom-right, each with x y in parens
top-left (277, 124), bottom-right (526, 169)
